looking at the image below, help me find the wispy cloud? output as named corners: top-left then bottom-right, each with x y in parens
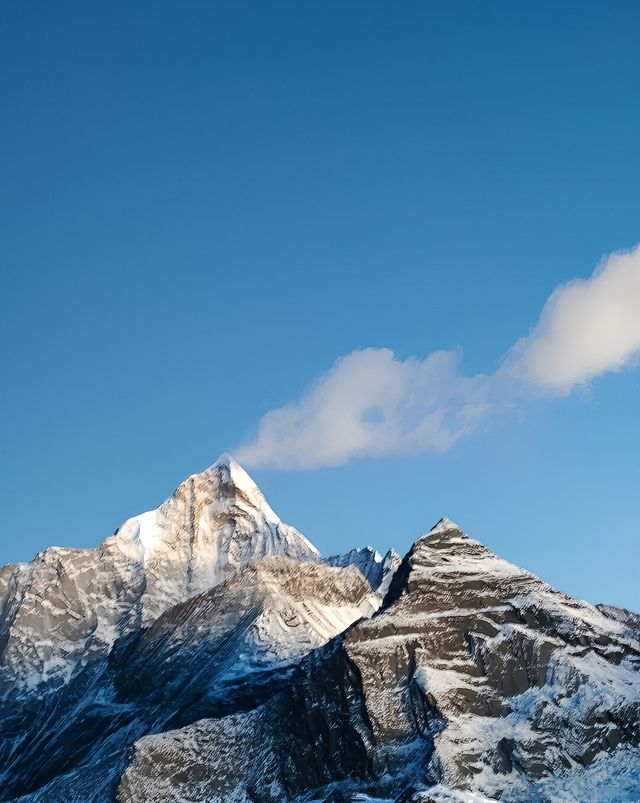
top-left (236, 244), bottom-right (640, 469)
top-left (505, 244), bottom-right (640, 394)
top-left (236, 348), bottom-right (491, 469)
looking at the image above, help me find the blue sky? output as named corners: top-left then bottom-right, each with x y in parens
top-left (1, 2), bottom-right (639, 609)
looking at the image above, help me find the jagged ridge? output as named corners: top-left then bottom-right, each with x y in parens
top-left (0, 461), bottom-right (638, 802)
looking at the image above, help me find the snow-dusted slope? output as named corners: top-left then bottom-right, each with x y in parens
top-left (114, 519), bottom-right (640, 803)
top-left (342, 518), bottom-right (640, 799)
top-left (0, 454), bottom-right (318, 695)
top-left (0, 456), bottom-right (403, 802)
top-left (2, 469), bottom-right (639, 802)
top-left (119, 557), bottom-right (380, 691)
top-left (112, 453), bottom-right (319, 622)
top-left (0, 557), bottom-right (380, 802)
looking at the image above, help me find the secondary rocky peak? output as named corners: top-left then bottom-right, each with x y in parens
top-left (382, 520), bottom-right (514, 611)
top-left (429, 516), bottom-right (464, 534)
top-left (324, 545), bottom-right (401, 595)
top-left (418, 516), bottom-right (469, 545)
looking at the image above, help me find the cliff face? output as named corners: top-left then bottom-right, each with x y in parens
top-left (1, 463), bottom-right (639, 802)
top-left (0, 455), bottom-right (318, 696)
top-left (115, 519), bottom-right (640, 803)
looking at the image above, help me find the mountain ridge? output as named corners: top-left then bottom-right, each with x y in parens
top-left (0, 455), bottom-right (638, 802)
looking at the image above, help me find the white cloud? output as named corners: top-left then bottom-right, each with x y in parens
top-left (235, 348), bottom-right (491, 469)
top-left (236, 244), bottom-right (640, 469)
top-left (506, 244), bottom-right (640, 393)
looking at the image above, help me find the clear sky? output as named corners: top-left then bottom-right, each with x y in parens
top-left (1, 2), bottom-right (639, 609)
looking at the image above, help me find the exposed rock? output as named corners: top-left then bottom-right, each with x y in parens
top-left (324, 545), bottom-right (401, 595)
top-left (114, 518), bottom-right (640, 802)
top-left (0, 454), bottom-right (317, 696)
top-left (1, 470), bottom-right (639, 802)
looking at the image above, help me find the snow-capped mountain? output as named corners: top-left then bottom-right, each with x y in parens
top-left (0, 454), bottom-right (317, 694)
top-left (0, 458), bottom-right (639, 802)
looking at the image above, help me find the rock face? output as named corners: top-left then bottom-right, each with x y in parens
top-left (1, 463), bottom-right (639, 802)
top-left (324, 545), bottom-right (402, 597)
top-left (0, 454), bottom-right (317, 696)
top-left (336, 519), bottom-right (640, 800)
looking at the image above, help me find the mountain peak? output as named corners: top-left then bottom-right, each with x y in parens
top-left (210, 451), bottom-right (242, 472)
top-left (428, 516), bottom-right (464, 535)
top-left (203, 452), bottom-right (278, 521)
top-left (412, 517), bottom-right (468, 548)
top-left (324, 545), bottom-right (402, 596)
top-left (211, 451), bottom-right (235, 468)
top-left (110, 454), bottom-right (319, 622)
top-left (209, 451), bottom-right (259, 490)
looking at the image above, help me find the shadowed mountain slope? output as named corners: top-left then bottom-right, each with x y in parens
top-left (0, 465), bottom-right (638, 802)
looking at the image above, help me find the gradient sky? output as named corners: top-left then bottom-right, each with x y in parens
top-left (1, 2), bottom-right (639, 609)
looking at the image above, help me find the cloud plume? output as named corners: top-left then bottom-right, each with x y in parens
top-left (235, 348), bottom-right (491, 469)
top-left (236, 244), bottom-right (640, 469)
top-left (506, 244), bottom-right (640, 393)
